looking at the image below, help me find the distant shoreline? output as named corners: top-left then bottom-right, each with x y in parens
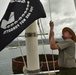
top-left (7, 38), bottom-right (63, 47)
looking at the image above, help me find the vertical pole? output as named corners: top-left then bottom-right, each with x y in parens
top-left (74, 0), bottom-right (76, 9)
top-left (25, 21), bottom-right (40, 74)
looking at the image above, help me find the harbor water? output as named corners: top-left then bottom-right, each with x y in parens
top-left (0, 45), bottom-right (58, 75)
top-left (0, 45), bottom-right (76, 75)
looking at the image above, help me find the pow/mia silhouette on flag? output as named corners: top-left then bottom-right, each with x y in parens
top-left (0, 0), bottom-right (46, 51)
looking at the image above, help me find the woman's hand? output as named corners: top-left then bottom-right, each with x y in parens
top-left (49, 21), bottom-right (54, 30)
top-left (49, 21), bottom-right (54, 41)
top-left (49, 21), bottom-right (58, 50)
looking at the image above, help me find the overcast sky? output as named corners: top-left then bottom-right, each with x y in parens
top-left (40, 0), bottom-right (76, 39)
top-left (0, 0), bottom-right (76, 40)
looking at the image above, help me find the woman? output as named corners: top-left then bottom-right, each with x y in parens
top-left (49, 21), bottom-right (76, 75)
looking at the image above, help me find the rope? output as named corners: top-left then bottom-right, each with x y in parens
top-left (40, 18), bottom-right (55, 70)
top-left (38, 19), bottom-right (50, 75)
top-left (48, 0), bottom-right (56, 74)
top-left (38, 18), bottom-right (56, 75)
top-left (48, 0), bottom-right (52, 21)
top-left (17, 38), bottom-right (27, 70)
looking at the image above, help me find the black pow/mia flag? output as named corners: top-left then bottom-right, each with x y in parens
top-left (0, 0), bottom-right (46, 51)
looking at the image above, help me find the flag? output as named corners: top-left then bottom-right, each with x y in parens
top-left (0, 0), bottom-right (46, 51)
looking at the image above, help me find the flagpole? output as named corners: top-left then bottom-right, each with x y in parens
top-left (74, 0), bottom-right (76, 10)
top-left (24, 21), bottom-right (40, 74)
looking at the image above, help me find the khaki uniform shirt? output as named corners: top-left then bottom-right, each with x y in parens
top-left (57, 39), bottom-right (75, 68)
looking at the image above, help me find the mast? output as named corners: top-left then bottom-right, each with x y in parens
top-left (25, 21), bottom-right (40, 74)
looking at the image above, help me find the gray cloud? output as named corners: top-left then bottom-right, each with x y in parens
top-left (20, 0), bottom-right (76, 39)
top-left (55, 17), bottom-right (76, 26)
top-left (52, 0), bottom-right (75, 13)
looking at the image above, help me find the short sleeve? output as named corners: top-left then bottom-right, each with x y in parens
top-left (57, 40), bottom-right (71, 50)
